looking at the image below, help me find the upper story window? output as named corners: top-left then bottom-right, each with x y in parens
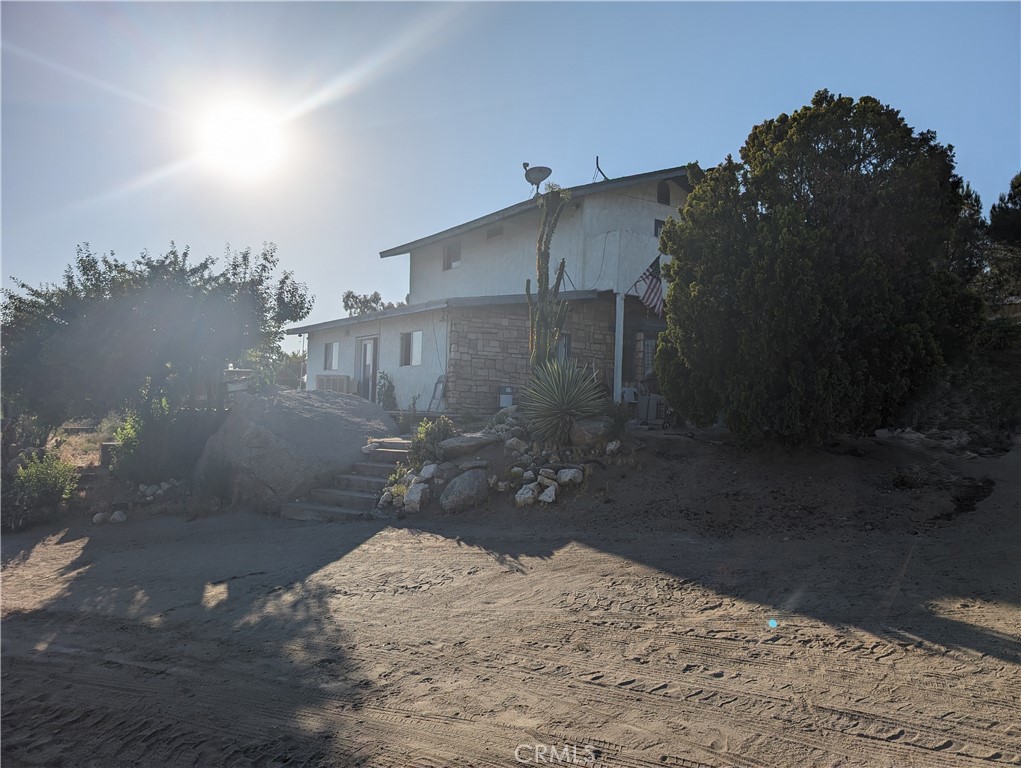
top-left (443, 241), bottom-right (461, 270)
top-left (654, 219), bottom-right (666, 238)
top-left (657, 181), bottom-right (671, 205)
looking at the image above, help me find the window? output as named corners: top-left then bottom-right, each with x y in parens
top-left (400, 330), bottom-right (423, 366)
top-left (443, 241), bottom-right (461, 270)
top-left (486, 225), bottom-right (503, 239)
top-left (657, 181), bottom-right (671, 205)
top-left (323, 341), bottom-right (341, 371)
top-left (654, 219), bottom-right (666, 237)
top-left (642, 336), bottom-right (658, 377)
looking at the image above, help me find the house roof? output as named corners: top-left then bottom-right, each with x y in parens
top-left (378, 165), bottom-right (692, 259)
top-left (285, 291), bottom-right (602, 335)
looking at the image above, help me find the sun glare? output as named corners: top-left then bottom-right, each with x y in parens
top-left (196, 100), bottom-right (286, 182)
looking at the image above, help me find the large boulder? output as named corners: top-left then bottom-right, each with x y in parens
top-left (439, 468), bottom-right (490, 512)
top-left (195, 389), bottom-right (397, 512)
top-left (437, 432), bottom-right (502, 459)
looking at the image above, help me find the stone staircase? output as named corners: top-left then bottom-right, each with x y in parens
top-left (280, 437), bottom-right (410, 522)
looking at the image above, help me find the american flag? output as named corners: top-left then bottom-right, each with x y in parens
top-left (637, 256), bottom-right (664, 316)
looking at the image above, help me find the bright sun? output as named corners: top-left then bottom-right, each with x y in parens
top-left (196, 100), bottom-right (286, 182)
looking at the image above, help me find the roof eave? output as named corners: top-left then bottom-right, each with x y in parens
top-left (379, 165), bottom-right (690, 259)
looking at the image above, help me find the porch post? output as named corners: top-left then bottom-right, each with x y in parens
top-left (613, 291), bottom-right (624, 403)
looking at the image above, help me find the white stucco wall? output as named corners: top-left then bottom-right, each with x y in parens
top-left (305, 308), bottom-right (448, 409)
top-left (405, 179), bottom-right (686, 304)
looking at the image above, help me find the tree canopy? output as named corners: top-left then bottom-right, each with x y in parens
top-left (2, 242), bottom-right (313, 435)
top-left (655, 90), bottom-right (983, 446)
top-left (342, 290), bottom-right (403, 316)
top-left (979, 172), bottom-right (1021, 304)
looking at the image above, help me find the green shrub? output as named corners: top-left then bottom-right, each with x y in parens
top-left (408, 415), bottom-right (459, 469)
top-left (388, 460), bottom-right (412, 486)
top-left (522, 359), bottom-right (606, 446)
top-left (14, 453), bottom-right (78, 509)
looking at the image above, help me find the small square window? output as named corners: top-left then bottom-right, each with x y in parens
top-left (443, 242), bottom-right (461, 270)
top-left (400, 331), bottom-right (423, 366)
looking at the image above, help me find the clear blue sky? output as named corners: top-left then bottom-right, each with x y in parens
top-left (3, 1), bottom-right (1019, 347)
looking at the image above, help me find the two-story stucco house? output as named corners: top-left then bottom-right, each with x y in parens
top-left (286, 165), bottom-right (692, 415)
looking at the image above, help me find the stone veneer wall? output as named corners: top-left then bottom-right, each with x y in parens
top-left (445, 297), bottom-right (616, 415)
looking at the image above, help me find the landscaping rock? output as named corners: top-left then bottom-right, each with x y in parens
top-left (557, 468), bottom-right (584, 486)
top-left (510, 466), bottom-right (525, 479)
top-left (514, 482), bottom-right (541, 507)
top-left (419, 463), bottom-right (440, 481)
top-left (437, 432), bottom-right (502, 459)
top-left (538, 484), bottom-right (557, 503)
top-left (92, 512), bottom-right (110, 525)
top-left (504, 437), bottom-right (529, 454)
top-left (439, 468), bottom-right (490, 512)
top-left (538, 468), bottom-right (556, 480)
top-left (606, 439), bottom-right (622, 455)
top-left (403, 483), bottom-right (429, 513)
top-left (459, 458), bottom-right (490, 471)
top-left (537, 475), bottom-right (558, 489)
top-left (434, 462), bottom-right (460, 482)
top-left (195, 388), bottom-right (396, 513)
top-left (523, 470), bottom-right (536, 482)
top-left (379, 491), bottom-right (393, 507)
top-left (109, 510), bottom-right (128, 524)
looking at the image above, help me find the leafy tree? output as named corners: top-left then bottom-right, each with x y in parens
top-left (1, 242), bottom-right (313, 446)
top-left (656, 90), bottom-right (983, 446)
top-left (342, 290), bottom-right (403, 316)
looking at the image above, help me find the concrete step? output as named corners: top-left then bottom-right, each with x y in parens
top-left (310, 487), bottom-right (378, 510)
top-left (364, 448), bottom-right (410, 464)
top-left (367, 437), bottom-right (413, 450)
top-left (335, 473), bottom-right (387, 493)
top-left (353, 461), bottom-right (403, 478)
top-left (280, 502), bottom-right (369, 523)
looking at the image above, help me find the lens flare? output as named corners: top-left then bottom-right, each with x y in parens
top-left (195, 101), bottom-right (286, 182)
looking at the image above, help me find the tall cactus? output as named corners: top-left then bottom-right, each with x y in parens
top-left (526, 185), bottom-right (571, 370)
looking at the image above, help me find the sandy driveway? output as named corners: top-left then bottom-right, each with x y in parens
top-left (3, 435), bottom-right (1019, 767)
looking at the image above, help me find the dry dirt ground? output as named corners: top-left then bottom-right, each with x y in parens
top-left (2, 431), bottom-right (1019, 767)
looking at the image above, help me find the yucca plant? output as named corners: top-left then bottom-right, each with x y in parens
top-left (522, 358), bottom-right (606, 446)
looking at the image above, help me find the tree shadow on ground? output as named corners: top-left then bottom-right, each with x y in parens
top-left (1, 510), bottom-right (386, 767)
top-left (400, 434), bottom-right (1021, 666)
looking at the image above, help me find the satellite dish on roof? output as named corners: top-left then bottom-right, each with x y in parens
top-left (523, 162), bottom-right (552, 196)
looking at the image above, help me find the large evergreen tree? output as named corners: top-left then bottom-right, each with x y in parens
top-left (655, 90), bottom-right (982, 446)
